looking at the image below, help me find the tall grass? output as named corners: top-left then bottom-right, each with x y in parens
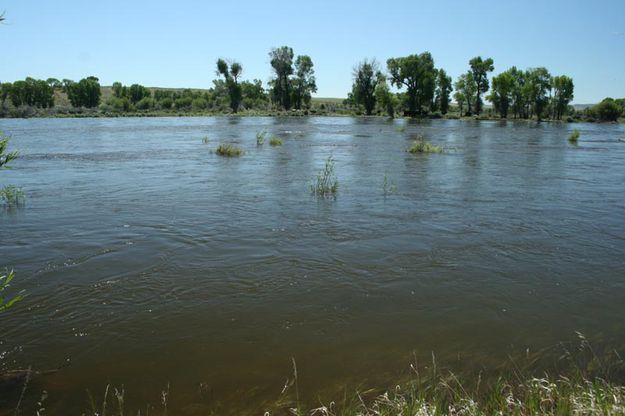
top-left (569, 129), bottom-right (581, 144)
top-left (256, 131), bottom-right (267, 146)
top-left (0, 185), bottom-right (25, 207)
top-left (311, 156), bottom-right (338, 196)
top-left (215, 143), bottom-right (243, 157)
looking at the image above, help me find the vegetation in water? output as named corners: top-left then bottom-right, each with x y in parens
top-left (409, 138), bottom-right (443, 154)
top-left (383, 174), bottom-right (397, 196)
top-left (256, 130), bottom-right (267, 145)
top-left (215, 143), bottom-right (243, 157)
top-left (569, 129), bottom-right (581, 144)
top-left (269, 136), bottom-right (283, 146)
top-left (202, 136), bottom-right (209, 144)
top-left (0, 185), bottom-right (25, 207)
top-left (0, 270), bottom-right (23, 312)
top-left (395, 126), bottom-right (406, 133)
top-left (311, 157), bottom-right (338, 196)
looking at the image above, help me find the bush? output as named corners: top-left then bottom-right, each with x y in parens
top-left (136, 97), bottom-right (156, 110)
top-left (174, 97), bottom-right (193, 110)
top-left (269, 137), bottom-right (283, 146)
top-left (215, 144), bottom-right (243, 157)
top-left (568, 129), bottom-right (580, 144)
top-left (409, 138), bottom-right (443, 154)
top-left (311, 156), bottom-right (338, 196)
top-left (192, 98), bottom-right (208, 110)
top-left (158, 97), bottom-right (173, 110)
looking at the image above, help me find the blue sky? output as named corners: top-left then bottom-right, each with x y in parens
top-left (1, 0), bottom-right (624, 103)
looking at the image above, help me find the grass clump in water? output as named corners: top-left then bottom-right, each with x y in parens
top-left (256, 131), bottom-right (267, 146)
top-left (409, 138), bottom-right (443, 154)
top-left (202, 136), bottom-right (209, 144)
top-left (311, 156), bottom-right (338, 196)
top-left (269, 136), bottom-right (283, 146)
top-left (0, 185), bottom-right (25, 207)
top-left (569, 129), bottom-right (580, 144)
top-left (395, 126), bottom-right (406, 133)
top-left (215, 143), bottom-right (243, 157)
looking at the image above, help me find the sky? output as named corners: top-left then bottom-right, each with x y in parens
top-left (1, 0), bottom-right (624, 104)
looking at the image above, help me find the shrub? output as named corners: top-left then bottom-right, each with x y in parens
top-left (135, 97), bottom-right (156, 110)
top-left (568, 129), bottom-right (580, 144)
top-left (592, 98), bottom-right (622, 122)
top-left (409, 138), bottom-right (443, 154)
top-left (269, 137), bottom-right (283, 146)
top-left (256, 131), bottom-right (267, 146)
top-left (215, 144), bottom-right (243, 157)
top-left (0, 185), bottom-right (25, 207)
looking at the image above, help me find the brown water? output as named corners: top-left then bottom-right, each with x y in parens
top-left (1, 117), bottom-right (625, 414)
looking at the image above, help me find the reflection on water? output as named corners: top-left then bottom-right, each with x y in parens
top-left (1, 117), bottom-right (625, 413)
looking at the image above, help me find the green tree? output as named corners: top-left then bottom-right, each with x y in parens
top-left (507, 67), bottom-right (527, 119)
top-left (592, 98), bottom-right (622, 121)
top-left (292, 55), bottom-right (316, 110)
top-left (525, 67), bottom-right (551, 120)
top-left (240, 79), bottom-right (268, 110)
top-left (454, 73), bottom-right (476, 116)
top-left (468, 56), bottom-right (494, 115)
top-left (551, 75), bottom-right (574, 120)
top-left (269, 46), bottom-right (295, 110)
top-left (66, 76), bottom-right (101, 108)
top-left (46, 78), bottom-right (62, 90)
top-left (351, 59), bottom-right (381, 115)
top-left (435, 69), bottom-right (452, 114)
top-left (216, 59), bottom-right (243, 113)
top-left (374, 75), bottom-right (398, 118)
top-left (128, 84), bottom-right (151, 104)
top-left (387, 52), bottom-right (437, 116)
top-left (488, 71), bottom-right (515, 118)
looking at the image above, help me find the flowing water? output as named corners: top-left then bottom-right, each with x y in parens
top-left (1, 117), bottom-right (625, 414)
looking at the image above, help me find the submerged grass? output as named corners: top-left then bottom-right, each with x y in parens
top-left (569, 129), bottom-right (581, 144)
top-left (311, 156), bottom-right (338, 196)
top-left (409, 138), bottom-right (443, 154)
top-left (269, 136), bottom-right (283, 146)
top-left (215, 143), bottom-right (243, 157)
top-left (256, 131), bottom-right (267, 146)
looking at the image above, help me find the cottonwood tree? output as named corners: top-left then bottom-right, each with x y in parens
top-left (469, 56), bottom-right (494, 115)
top-left (351, 59), bottom-right (382, 115)
top-left (386, 52), bottom-right (437, 116)
top-left (292, 55), bottom-right (316, 110)
top-left (454, 72), bottom-right (476, 116)
top-left (525, 67), bottom-right (551, 120)
top-left (435, 69), bottom-right (452, 114)
top-left (551, 75), bottom-right (574, 120)
top-left (488, 71), bottom-right (515, 118)
top-left (65, 76), bottom-right (101, 108)
top-left (374, 75), bottom-right (397, 118)
top-left (269, 46), bottom-right (295, 110)
top-left (216, 59), bottom-right (243, 113)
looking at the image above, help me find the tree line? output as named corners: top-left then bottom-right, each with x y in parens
top-left (1, 47), bottom-right (623, 122)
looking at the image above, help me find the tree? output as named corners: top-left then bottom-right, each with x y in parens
top-left (508, 67), bottom-right (527, 119)
top-left (468, 56), bottom-right (494, 115)
top-left (66, 76), bottom-right (101, 108)
top-left (216, 59), bottom-right (243, 113)
top-left (488, 71), bottom-right (515, 118)
top-left (387, 52), bottom-right (437, 115)
top-left (269, 46), bottom-right (295, 110)
top-left (592, 98), bottom-right (622, 121)
top-left (435, 69), bottom-right (452, 114)
top-left (240, 79), bottom-right (268, 110)
top-left (128, 84), bottom-right (151, 104)
top-left (374, 75), bottom-right (398, 118)
top-left (551, 75), bottom-right (574, 120)
top-left (351, 59), bottom-right (381, 115)
top-left (46, 78), bottom-right (62, 90)
top-left (6, 78), bottom-right (54, 108)
top-left (292, 55), bottom-right (316, 110)
top-left (454, 73), bottom-right (476, 116)
top-left (525, 67), bottom-right (551, 120)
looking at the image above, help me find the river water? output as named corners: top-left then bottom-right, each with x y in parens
top-left (1, 117), bottom-right (625, 414)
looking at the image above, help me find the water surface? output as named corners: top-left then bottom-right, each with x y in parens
top-left (1, 117), bottom-right (625, 414)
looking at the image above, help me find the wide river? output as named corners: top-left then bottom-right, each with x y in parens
top-left (1, 117), bottom-right (625, 414)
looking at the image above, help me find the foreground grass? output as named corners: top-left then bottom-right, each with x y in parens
top-left (215, 143), bottom-right (243, 157)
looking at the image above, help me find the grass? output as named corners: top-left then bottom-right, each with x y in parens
top-left (202, 136), bottom-right (209, 144)
top-left (269, 136), bottom-right (283, 146)
top-left (215, 143), bottom-right (243, 157)
top-left (409, 138), bottom-right (443, 154)
top-left (311, 156), bottom-right (338, 196)
top-left (569, 129), bottom-right (581, 144)
top-left (256, 131), bottom-right (267, 145)
top-left (395, 126), bottom-right (406, 133)
top-left (0, 269), bottom-right (24, 312)
top-left (383, 174), bottom-right (397, 196)
top-left (0, 185), bottom-right (25, 207)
